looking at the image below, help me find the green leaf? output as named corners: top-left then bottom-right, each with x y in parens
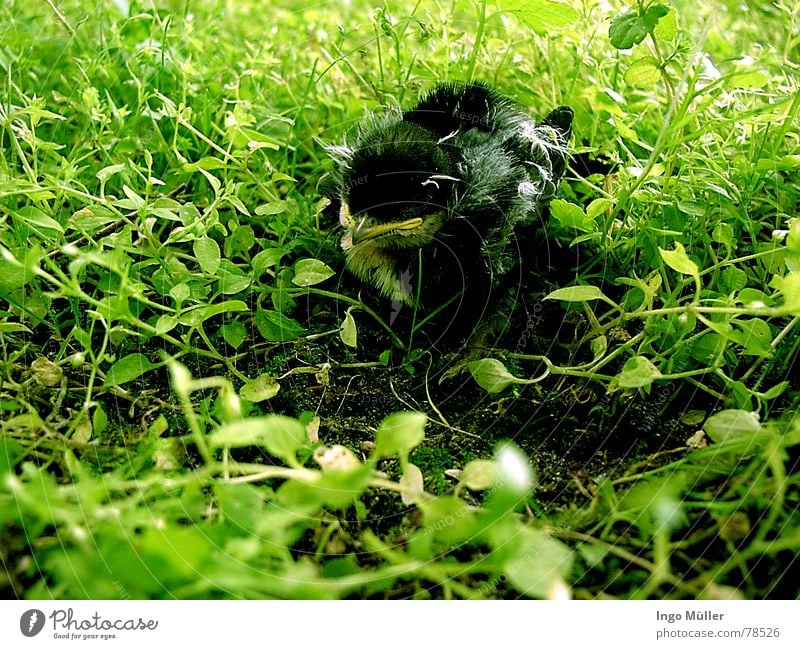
top-left (292, 258), bottom-right (335, 287)
top-left (418, 495), bottom-right (476, 545)
top-left (609, 5), bottom-right (668, 49)
top-left (255, 200), bottom-right (287, 216)
top-left (502, 527), bottom-right (574, 598)
top-left (193, 236), bottom-right (221, 275)
top-left (497, 0), bottom-right (579, 35)
top-left (400, 462), bottom-right (425, 505)
top-left (96, 163), bottom-right (126, 184)
top-left (624, 57), bottom-right (661, 87)
top-left (103, 353), bottom-right (157, 387)
top-left (544, 284), bottom-right (611, 303)
top-left (550, 198), bottom-right (594, 232)
top-left (255, 309), bottom-right (307, 342)
top-left (121, 184), bottom-right (145, 209)
top-left (609, 11), bottom-right (649, 49)
top-left (240, 374), bottom-right (281, 402)
top-left (468, 358), bottom-right (525, 394)
top-left (14, 206), bottom-right (64, 234)
top-left (730, 318), bottom-right (773, 357)
top-left (460, 459), bottom-right (497, 491)
top-left (208, 415), bottom-right (307, 464)
top-left (773, 272), bottom-right (800, 315)
top-left (720, 266), bottom-right (747, 294)
top-left (616, 355), bottom-right (662, 389)
top-left (220, 321), bottom-right (247, 349)
top-left (712, 222), bottom-right (735, 248)
top-left (653, 7), bottom-right (677, 40)
top-left (704, 409), bottom-right (761, 443)
top-left (642, 4), bottom-right (669, 30)
top-left (373, 411), bottom-right (427, 458)
top-left (659, 242), bottom-right (699, 277)
top-left (253, 248), bottom-right (284, 276)
top-left (729, 70), bottom-right (769, 89)
top-left (586, 198), bottom-right (615, 220)
top-left (340, 310), bottom-right (357, 348)
top-left (216, 259), bottom-right (251, 294)
top-left (590, 335), bottom-right (608, 362)
top-left (763, 381), bottom-right (789, 400)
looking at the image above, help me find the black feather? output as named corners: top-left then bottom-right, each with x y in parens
top-left (330, 82), bottom-right (573, 339)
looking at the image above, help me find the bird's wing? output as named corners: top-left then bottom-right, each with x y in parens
top-left (402, 81), bottom-right (509, 138)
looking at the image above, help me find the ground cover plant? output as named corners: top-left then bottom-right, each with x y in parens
top-left (1, 0), bottom-right (798, 599)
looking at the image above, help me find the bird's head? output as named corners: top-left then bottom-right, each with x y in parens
top-left (336, 120), bottom-right (460, 302)
top-left (339, 121), bottom-right (458, 251)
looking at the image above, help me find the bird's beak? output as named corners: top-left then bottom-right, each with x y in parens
top-left (351, 216), bottom-right (424, 244)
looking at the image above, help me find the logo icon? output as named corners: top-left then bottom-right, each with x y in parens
top-left (20, 609), bottom-right (45, 637)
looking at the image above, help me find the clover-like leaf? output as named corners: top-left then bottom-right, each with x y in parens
top-left (292, 258), bottom-right (335, 287)
top-left (374, 411), bottom-right (427, 458)
top-left (103, 353), bottom-right (158, 387)
top-left (468, 358), bottom-right (525, 394)
top-left (616, 355), bottom-right (662, 389)
top-left (704, 409), bottom-right (761, 443)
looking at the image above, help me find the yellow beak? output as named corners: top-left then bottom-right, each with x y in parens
top-left (351, 217), bottom-right (424, 244)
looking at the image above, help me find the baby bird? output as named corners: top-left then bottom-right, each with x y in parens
top-left (329, 82), bottom-right (573, 336)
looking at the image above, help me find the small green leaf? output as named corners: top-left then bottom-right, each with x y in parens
top-left (255, 309), bottom-right (307, 342)
top-left (550, 199), bottom-right (594, 232)
top-left (373, 411), bottom-right (427, 458)
top-left (193, 236), bottom-right (221, 275)
top-left (773, 272), bottom-right (800, 315)
top-left (586, 198), bottom-right (615, 220)
top-left (419, 495), bottom-right (476, 545)
top-left (240, 374), bottom-right (281, 402)
top-left (155, 314), bottom-right (178, 334)
top-left (502, 527), bottom-right (574, 598)
top-left (731, 318), bottom-right (773, 357)
top-left (653, 7), bottom-right (677, 40)
top-left (252, 248), bottom-right (284, 276)
top-left (659, 242), bottom-right (699, 277)
top-left (208, 415), bottom-right (307, 465)
top-left (96, 163), bottom-right (126, 184)
top-left (763, 381), bottom-right (789, 400)
top-left (340, 310), bottom-right (357, 348)
top-left (460, 459), bottom-right (497, 491)
top-left (704, 409), bottom-right (761, 443)
top-left (609, 4), bottom-right (668, 49)
top-left (468, 358), bottom-right (525, 394)
top-left (590, 335), bottom-right (608, 362)
top-left (121, 184), bottom-right (145, 209)
top-left (497, 0), bottom-right (579, 35)
top-left (624, 57), bottom-right (661, 87)
top-left (92, 405), bottom-right (108, 437)
top-left (216, 260), bottom-right (251, 294)
top-left (15, 206), bottom-right (64, 234)
top-left (292, 258), bottom-right (335, 287)
top-left (729, 70), bottom-right (769, 89)
top-left (400, 463), bottom-right (425, 505)
top-left (103, 353), bottom-right (157, 387)
top-left (616, 355), bottom-right (662, 389)
top-left (544, 284), bottom-right (611, 303)
top-left (712, 222), bottom-right (735, 249)
top-left (255, 201), bottom-right (287, 216)
top-left (609, 11), bottom-right (649, 49)
top-left (220, 321), bottom-right (247, 349)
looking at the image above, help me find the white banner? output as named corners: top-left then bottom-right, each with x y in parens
top-left (1, 601), bottom-right (798, 648)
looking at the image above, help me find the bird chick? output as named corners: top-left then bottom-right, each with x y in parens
top-left (330, 82), bottom-right (573, 336)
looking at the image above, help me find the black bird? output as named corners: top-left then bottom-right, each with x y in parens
top-left (329, 82), bottom-right (573, 339)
